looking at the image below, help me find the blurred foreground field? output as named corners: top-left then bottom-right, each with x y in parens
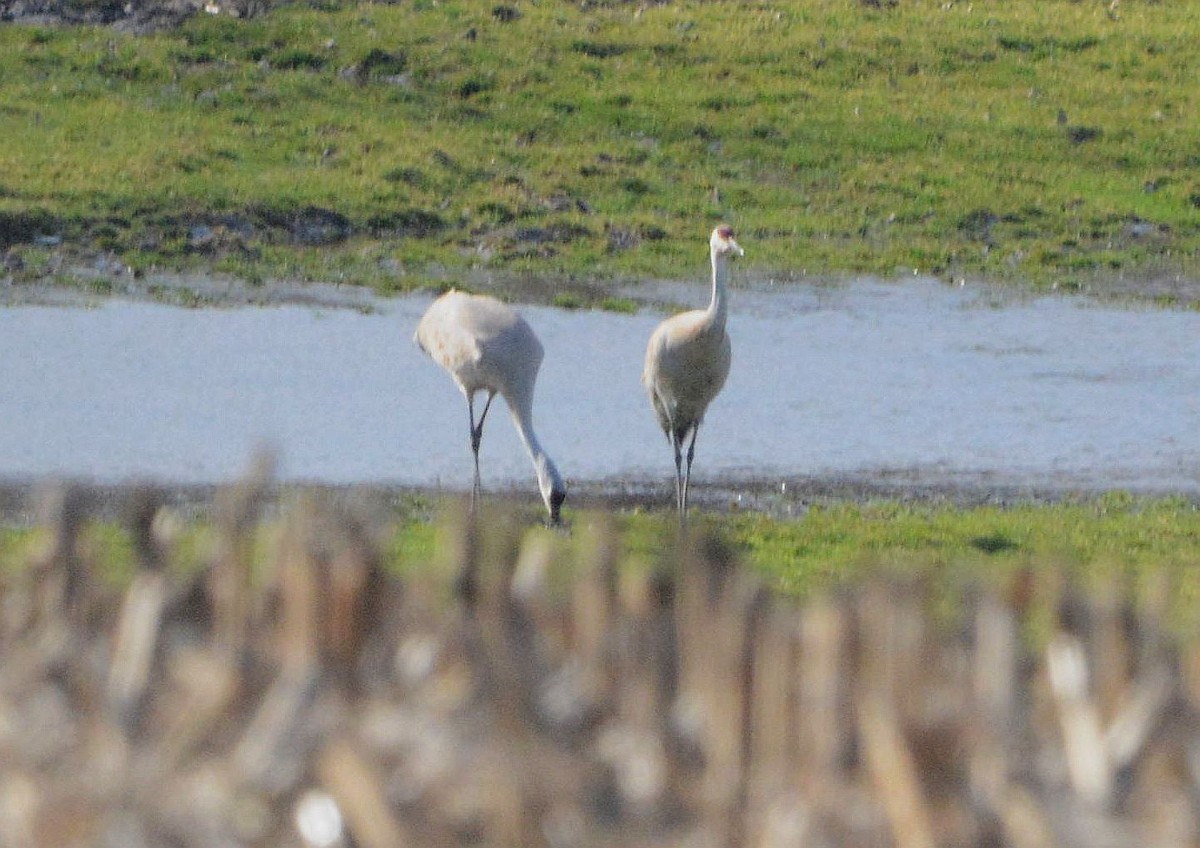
top-left (4, 467), bottom-right (1200, 846)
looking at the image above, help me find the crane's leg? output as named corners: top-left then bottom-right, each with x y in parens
top-left (671, 430), bottom-right (685, 515)
top-left (467, 395), bottom-right (481, 507)
top-left (654, 387), bottom-right (686, 515)
top-left (467, 392), bottom-right (497, 507)
top-left (681, 425), bottom-right (700, 516)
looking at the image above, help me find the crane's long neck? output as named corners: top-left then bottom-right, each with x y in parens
top-left (506, 388), bottom-right (564, 516)
top-left (705, 247), bottom-right (730, 330)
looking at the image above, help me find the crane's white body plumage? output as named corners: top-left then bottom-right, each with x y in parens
top-left (644, 309), bottom-right (732, 441)
top-left (643, 225), bottom-right (743, 514)
top-left (415, 290), bottom-right (565, 521)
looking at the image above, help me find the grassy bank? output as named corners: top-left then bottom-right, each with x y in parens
top-left (7, 490), bottom-right (1200, 634)
top-left (10, 491), bottom-right (1200, 588)
top-left (391, 492), bottom-right (1200, 627)
top-left (3, 0), bottom-right (1199, 300)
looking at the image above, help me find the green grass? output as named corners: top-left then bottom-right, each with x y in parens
top-left (634, 494), bottom-right (1200, 638)
top-left (0, 527), bottom-right (38, 573)
top-left (379, 494), bottom-right (1200, 630)
top-left (7, 492), bottom-right (1200, 637)
top-left (2, 0), bottom-right (1199, 297)
top-left (724, 494), bottom-right (1200, 590)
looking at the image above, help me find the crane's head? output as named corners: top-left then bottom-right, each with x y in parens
top-left (710, 225), bottom-right (744, 259)
top-left (535, 455), bottom-right (567, 524)
top-left (548, 486), bottom-right (566, 525)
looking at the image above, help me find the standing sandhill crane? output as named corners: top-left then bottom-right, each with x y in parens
top-left (643, 225), bottom-right (743, 515)
top-left (415, 290), bottom-right (566, 523)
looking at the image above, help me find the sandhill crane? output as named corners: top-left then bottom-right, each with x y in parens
top-left (643, 225), bottom-right (743, 515)
top-left (415, 290), bottom-right (566, 523)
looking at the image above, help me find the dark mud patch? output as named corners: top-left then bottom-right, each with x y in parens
top-left (0, 203), bottom-right (449, 302)
top-left (0, 210), bottom-right (64, 251)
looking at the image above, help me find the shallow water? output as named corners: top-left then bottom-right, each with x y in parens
top-left (1, 278), bottom-right (1198, 496)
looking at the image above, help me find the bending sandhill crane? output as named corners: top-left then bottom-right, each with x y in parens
top-left (415, 290), bottom-right (566, 523)
top-left (643, 225), bottom-right (743, 515)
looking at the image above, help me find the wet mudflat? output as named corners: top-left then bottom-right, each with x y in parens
top-left (1, 277), bottom-right (1198, 502)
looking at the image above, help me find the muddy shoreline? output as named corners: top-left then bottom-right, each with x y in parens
top-left (1, 470), bottom-right (1192, 528)
top-left (6, 254), bottom-right (1200, 312)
